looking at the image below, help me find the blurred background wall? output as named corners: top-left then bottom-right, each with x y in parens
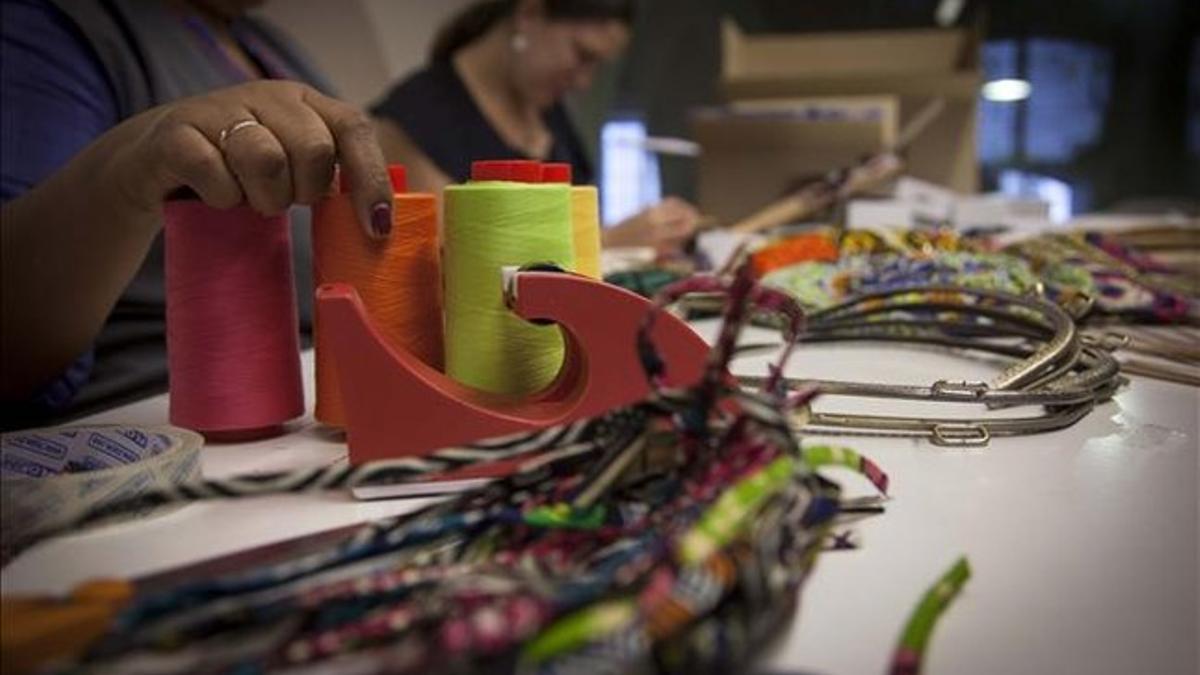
top-left (257, 0), bottom-right (1199, 214)
top-left (256, 0), bottom-right (474, 107)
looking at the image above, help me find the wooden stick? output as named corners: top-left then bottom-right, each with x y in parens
top-left (893, 98), bottom-right (947, 152)
top-left (730, 154), bottom-right (904, 234)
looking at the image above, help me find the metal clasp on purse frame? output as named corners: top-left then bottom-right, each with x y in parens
top-left (930, 381), bottom-right (990, 398)
top-left (930, 423), bottom-right (991, 447)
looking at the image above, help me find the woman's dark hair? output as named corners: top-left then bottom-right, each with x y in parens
top-left (430, 0), bottom-right (636, 63)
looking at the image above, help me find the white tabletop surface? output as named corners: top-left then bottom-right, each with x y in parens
top-left (3, 322), bottom-right (1197, 675)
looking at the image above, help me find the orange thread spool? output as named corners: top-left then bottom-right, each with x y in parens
top-left (312, 165), bottom-right (443, 427)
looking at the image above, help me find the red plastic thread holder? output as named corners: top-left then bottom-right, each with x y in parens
top-left (316, 272), bottom-right (712, 466)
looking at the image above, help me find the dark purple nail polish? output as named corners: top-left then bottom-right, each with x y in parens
top-left (371, 202), bottom-right (392, 237)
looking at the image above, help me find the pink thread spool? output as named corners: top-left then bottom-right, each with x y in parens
top-left (164, 201), bottom-right (304, 441)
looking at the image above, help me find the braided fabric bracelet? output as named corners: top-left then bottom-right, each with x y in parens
top-left (57, 266), bottom-right (897, 675)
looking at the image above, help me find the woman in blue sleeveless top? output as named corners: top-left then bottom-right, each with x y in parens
top-left (0, 0), bottom-right (392, 428)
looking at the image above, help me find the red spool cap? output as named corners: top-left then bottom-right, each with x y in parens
top-left (338, 164), bottom-right (408, 194)
top-left (540, 163), bottom-right (573, 184)
top-left (471, 159), bottom-right (542, 183)
top-left (388, 164), bottom-right (408, 193)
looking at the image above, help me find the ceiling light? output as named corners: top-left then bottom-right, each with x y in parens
top-left (982, 78), bottom-right (1032, 103)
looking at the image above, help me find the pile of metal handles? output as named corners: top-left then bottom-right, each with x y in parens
top-left (731, 285), bottom-right (1126, 446)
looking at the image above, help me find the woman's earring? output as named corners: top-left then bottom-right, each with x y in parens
top-left (511, 32), bottom-right (529, 53)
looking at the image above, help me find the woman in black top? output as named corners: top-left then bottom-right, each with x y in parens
top-left (371, 0), bottom-right (699, 252)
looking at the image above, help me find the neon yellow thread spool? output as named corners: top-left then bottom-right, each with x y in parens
top-left (442, 161), bottom-right (574, 395)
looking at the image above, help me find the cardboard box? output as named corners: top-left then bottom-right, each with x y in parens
top-left (696, 20), bottom-right (981, 224)
top-left (693, 97), bottom-right (897, 224)
top-left (720, 20), bottom-right (980, 99)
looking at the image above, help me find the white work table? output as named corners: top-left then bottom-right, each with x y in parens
top-left (3, 322), bottom-right (1197, 675)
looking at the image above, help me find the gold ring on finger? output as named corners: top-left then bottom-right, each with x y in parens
top-left (218, 119), bottom-right (262, 149)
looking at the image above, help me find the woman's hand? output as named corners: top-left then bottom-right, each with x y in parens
top-left (601, 196), bottom-right (700, 253)
top-left (113, 80), bottom-right (394, 236)
top-left (1, 81), bottom-right (393, 399)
